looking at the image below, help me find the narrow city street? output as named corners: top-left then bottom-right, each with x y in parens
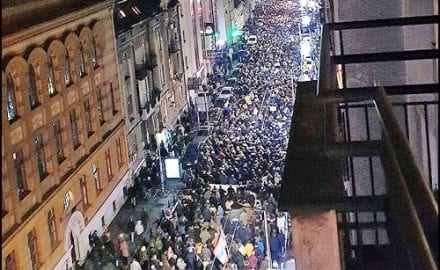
top-left (83, 0), bottom-right (321, 269)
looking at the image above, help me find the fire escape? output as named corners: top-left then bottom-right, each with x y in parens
top-left (280, 10), bottom-right (438, 270)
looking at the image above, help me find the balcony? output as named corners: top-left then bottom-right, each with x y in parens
top-left (140, 96), bottom-right (160, 121)
top-left (168, 41), bottom-right (179, 55)
top-left (135, 63), bottom-right (148, 80)
top-left (280, 15), bottom-right (438, 270)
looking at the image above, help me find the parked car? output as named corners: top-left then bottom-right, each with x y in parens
top-left (182, 142), bottom-right (201, 169)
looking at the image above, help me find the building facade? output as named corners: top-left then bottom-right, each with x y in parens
top-left (114, 0), bottom-right (157, 179)
top-left (2, 1), bottom-right (130, 269)
top-left (148, 1), bottom-right (187, 147)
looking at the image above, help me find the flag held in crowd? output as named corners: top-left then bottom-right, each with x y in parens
top-left (213, 230), bottom-right (229, 265)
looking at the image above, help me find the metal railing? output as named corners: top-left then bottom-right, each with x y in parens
top-left (283, 11), bottom-right (438, 270)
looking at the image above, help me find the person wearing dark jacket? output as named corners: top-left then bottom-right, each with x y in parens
top-left (184, 246), bottom-right (197, 270)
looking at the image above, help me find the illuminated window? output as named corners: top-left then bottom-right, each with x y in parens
top-left (92, 164), bottom-right (101, 193)
top-left (79, 49), bottom-right (86, 77)
top-left (6, 74), bottom-right (17, 122)
top-left (119, 9), bottom-right (126, 18)
top-left (105, 149), bottom-right (113, 180)
top-left (64, 56), bottom-right (72, 85)
top-left (80, 176), bottom-right (89, 206)
top-left (27, 230), bottom-right (39, 270)
top-left (116, 137), bottom-right (123, 166)
top-left (48, 57), bottom-right (57, 96)
top-left (91, 38), bottom-right (98, 68)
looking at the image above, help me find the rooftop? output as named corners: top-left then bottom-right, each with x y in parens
top-left (2, 0), bottom-right (108, 37)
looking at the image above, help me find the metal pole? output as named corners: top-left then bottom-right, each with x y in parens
top-left (158, 147), bottom-right (165, 191)
top-left (264, 207), bottom-right (272, 269)
top-left (205, 95), bottom-right (210, 126)
top-left (197, 105), bottom-right (201, 128)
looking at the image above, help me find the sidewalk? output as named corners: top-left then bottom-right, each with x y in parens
top-left (82, 179), bottom-right (184, 269)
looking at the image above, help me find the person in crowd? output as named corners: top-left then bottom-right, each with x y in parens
top-left (83, 1), bottom-right (323, 268)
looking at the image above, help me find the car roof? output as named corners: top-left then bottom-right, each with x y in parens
top-left (222, 86), bottom-right (233, 90)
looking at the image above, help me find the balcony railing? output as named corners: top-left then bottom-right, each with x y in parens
top-left (281, 13), bottom-right (439, 270)
top-left (168, 41), bottom-right (179, 55)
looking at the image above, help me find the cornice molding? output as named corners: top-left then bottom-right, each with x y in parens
top-left (2, 1), bottom-right (113, 49)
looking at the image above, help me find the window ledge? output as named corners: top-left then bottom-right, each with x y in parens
top-left (19, 189), bottom-right (31, 201)
top-left (58, 156), bottom-right (67, 165)
top-left (30, 102), bottom-right (41, 110)
top-left (8, 115), bottom-right (21, 125)
top-left (40, 172), bottom-right (50, 182)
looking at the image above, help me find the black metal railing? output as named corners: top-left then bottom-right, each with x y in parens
top-left (282, 11), bottom-right (438, 270)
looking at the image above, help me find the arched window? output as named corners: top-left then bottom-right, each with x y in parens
top-left (48, 57), bottom-right (57, 96)
top-left (91, 38), bottom-right (98, 69)
top-left (64, 54), bottom-right (72, 86)
top-left (6, 74), bottom-right (17, 122)
top-left (29, 65), bottom-right (39, 109)
top-left (79, 46), bottom-right (86, 77)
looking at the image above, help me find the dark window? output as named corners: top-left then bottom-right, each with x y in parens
top-left (64, 56), bottom-right (72, 86)
top-left (110, 82), bottom-right (117, 115)
top-left (5, 252), bottom-right (16, 270)
top-left (35, 132), bottom-right (48, 181)
top-left (29, 65), bottom-right (39, 109)
top-left (97, 88), bottom-right (105, 125)
top-left (53, 121), bottom-right (65, 163)
top-left (116, 137), bottom-right (123, 166)
top-left (6, 74), bottom-right (17, 122)
top-left (127, 94), bottom-right (133, 117)
top-left (105, 149), bottom-right (113, 180)
top-left (48, 57), bottom-right (57, 96)
top-left (27, 230), bottom-right (39, 270)
top-left (47, 208), bottom-right (57, 250)
top-left (80, 176), bottom-right (89, 206)
top-left (84, 99), bottom-right (93, 136)
top-left (69, 109), bottom-right (80, 149)
top-left (13, 150), bottom-right (28, 200)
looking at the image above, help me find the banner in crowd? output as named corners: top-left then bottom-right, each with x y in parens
top-left (213, 230), bottom-right (229, 265)
top-left (208, 184), bottom-right (244, 192)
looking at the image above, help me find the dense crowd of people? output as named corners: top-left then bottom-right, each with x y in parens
top-left (84, 0), bottom-right (322, 269)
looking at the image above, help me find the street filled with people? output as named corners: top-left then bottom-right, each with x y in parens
top-left (85, 0), bottom-right (322, 269)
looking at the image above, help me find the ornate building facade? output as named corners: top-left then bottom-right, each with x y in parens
top-left (2, 0), bottom-right (130, 269)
